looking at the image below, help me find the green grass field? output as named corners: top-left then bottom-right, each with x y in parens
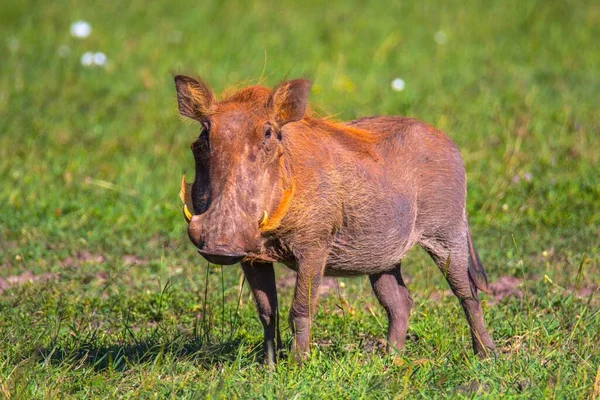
top-left (1, 0), bottom-right (599, 398)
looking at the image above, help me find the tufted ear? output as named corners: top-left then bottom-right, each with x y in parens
top-left (174, 75), bottom-right (214, 120)
top-left (269, 79), bottom-right (312, 127)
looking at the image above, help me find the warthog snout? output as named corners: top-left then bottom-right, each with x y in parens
top-left (187, 214), bottom-right (249, 265)
top-left (186, 214), bottom-right (205, 249)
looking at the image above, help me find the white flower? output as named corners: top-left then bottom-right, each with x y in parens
top-left (434, 31), bottom-right (448, 45)
top-left (81, 52), bottom-right (94, 66)
top-left (70, 21), bottom-right (92, 39)
top-left (391, 78), bottom-right (405, 92)
top-left (93, 52), bottom-right (107, 66)
top-left (80, 51), bottom-right (108, 67)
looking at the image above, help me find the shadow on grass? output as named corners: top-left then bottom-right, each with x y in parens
top-left (37, 337), bottom-right (262, 371)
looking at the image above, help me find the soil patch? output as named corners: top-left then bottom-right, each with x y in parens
top-left (0, 271), bottom-right (58, 293)
top-left (122, 255), bottom-right (149, 266)
top-left (61, 251), bottom-right (107, 268)
top-left (489, 275), bottom-right (523, 305)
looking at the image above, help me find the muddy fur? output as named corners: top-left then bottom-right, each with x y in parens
top-left (174, 76), bottom-right (496, 364)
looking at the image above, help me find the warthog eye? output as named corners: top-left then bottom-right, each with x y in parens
top-left (264, 124), bottom-right (272, 139)
top-left (264, 123), bottom-right (282, 142)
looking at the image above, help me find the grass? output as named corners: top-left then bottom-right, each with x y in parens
top-left (1, 0), bottom-right (599, 398)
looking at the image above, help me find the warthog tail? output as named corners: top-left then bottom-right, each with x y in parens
top-left (467, 228), bottom-right (491, 295)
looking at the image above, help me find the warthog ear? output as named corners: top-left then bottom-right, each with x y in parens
top-left (174, 75), bottom-right (214, 120)
top-left (269, 79), bottom-right (312, 127)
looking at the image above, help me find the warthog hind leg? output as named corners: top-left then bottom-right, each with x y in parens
top-left (420, 228), bottom-right (496, 357)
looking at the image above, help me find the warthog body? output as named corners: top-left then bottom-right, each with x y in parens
top-left (174, 76), bottom-right (496, 363)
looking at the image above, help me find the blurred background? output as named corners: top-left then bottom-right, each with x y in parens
top-left (0, 0), bottom-right (598, 397)
top-left (1, 0), bottom-right (598, 258)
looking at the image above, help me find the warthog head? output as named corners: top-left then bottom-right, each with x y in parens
top-left (175, 75), bottom-right (311, 265)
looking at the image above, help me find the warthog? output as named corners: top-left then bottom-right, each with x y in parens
top-left (174, 75), bottom-right (496, 363)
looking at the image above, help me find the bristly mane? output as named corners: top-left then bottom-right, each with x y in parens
top-left (220, 85), bottom-right (380, 146)
top-left (221, 86), bottom-right (272, 105)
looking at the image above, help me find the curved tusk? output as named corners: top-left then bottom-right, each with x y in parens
top-left (259, 179), bottom-right (295, 232)
top-left (180, 173), bottom-right (194, 224)
top-left (183, 203), bottom-right (193, 223)
top-left (259, 210), bottom-right (269, 228)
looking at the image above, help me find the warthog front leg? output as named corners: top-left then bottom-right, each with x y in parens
top-left (241, 261), bottom-right (281, 365)
top-left (369, 263), bottom-right (413, 353)
top-left (289, 253), bottom-right (328, 362)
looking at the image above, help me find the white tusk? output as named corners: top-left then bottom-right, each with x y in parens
top-left (180, 173), bottom-right (195, 223)
top-left (259, 210), bottom-right (268, 228)
top-left (183, 203), bottom-right (193, 223)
